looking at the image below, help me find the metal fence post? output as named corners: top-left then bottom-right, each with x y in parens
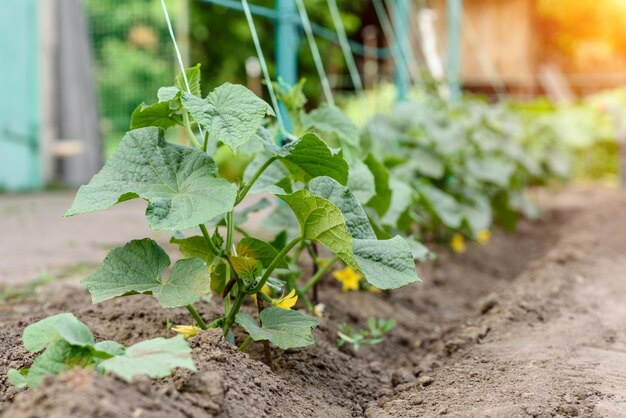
top-left (446, 0), bottom-right (462, 101)
top-left (275, 0), bottom-right (298, 134)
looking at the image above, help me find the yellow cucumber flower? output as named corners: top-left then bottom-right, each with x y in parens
top-left (272, 289), bottom-right (298, 310)
top-left (172, 325), bottom-right (201, 339)
top-left (476, 229), bottom-right (491, 245)
top-left (332, 266), bottom-right (361, 292)
top-left (450, 233), bottom-right (466, 254)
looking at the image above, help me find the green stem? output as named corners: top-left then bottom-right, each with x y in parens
top-left (182, 111), bottom-right (202, 149)
top-left (225, 211), bottom-right (235, 254)
top-left (199, 224), bottom-right (221, 256)
top-left (247, 236), bottom-right (303, 294)
top-left (236, 155), bottom-right (278, 204)
top-left (301, 256), bottom-right (339, 293)
top-left (222, 288), bottom-right (246, 336)
top-left (202, 131), bottom-right (209, 152)
top-left (186, 305), bottom-right (208, 330)
top-left (237, 336), bottom-right (254, 352)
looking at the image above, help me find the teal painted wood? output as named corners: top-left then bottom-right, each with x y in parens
top-left (392, 0), bottom-right (410, 101)
top-left (0, 0), bottom-right (41, 191)
top-left (446, 0), bottom-right (463, 101)
top-left (275, 0), bottom-right (299, 135)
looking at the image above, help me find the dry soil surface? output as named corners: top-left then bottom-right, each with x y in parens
top-left (1, 187), bottom-right (626, 417)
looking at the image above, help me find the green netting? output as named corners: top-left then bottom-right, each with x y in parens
top-left (83, 0), bottom-right (180, 156)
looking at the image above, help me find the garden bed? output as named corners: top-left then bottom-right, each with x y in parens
top-left (5, 187), bottom-right (624, 417)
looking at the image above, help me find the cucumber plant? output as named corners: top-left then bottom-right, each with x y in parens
top-left (64, 65), bottom-right (421, 351)
top-left (8, 313), bottom-right (195, 389)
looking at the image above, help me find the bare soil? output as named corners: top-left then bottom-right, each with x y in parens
top-left (2, 187), bottom-right (626, 417)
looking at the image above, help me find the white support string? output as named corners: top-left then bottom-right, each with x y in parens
top-left (327, 0), bottom-right (366, 110)
top-left (241, 0), bottom-right (288, 136)
top-left (295, 0), bottom-right (335, 106)
top-left (160, 0), bottom-right (206, 142)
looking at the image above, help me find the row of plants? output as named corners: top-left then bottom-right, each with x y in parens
top-left (8, 66), bottom-right (569, 388)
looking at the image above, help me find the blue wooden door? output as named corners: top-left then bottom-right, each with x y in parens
top-left (0, 0), bottom-right (41, 191)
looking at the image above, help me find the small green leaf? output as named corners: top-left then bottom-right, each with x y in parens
top-left (181, 83), bottom-right (274, 151)
top-left (23, 313), bottom-right (95, 352)
top-left (82, 239), bottom-right (210, 308)
top-left (230, 256), bottom-right (263, 280)
top-left (364, 154), bottom-right (392, 216)
top-left (99, 336), bottom-right (196, 382)
top-left (235, 307), bottom-right (319, 349)
top-left (130, 102), bottom-right (181, 130)
top-left (352, 236), bottom-right (421, 289)
top-left (7, 369), bottom-right (28, 389)
top-left (278, 190), bottom-right (358, 269)
top-left (175, 64), bottom-right (202, 97)
top-left (170, 235), bottom-right (215, 264)
top-left (65, 127), bottom-right (237, 231)
top-left (93, 341), bottom-right (126, 358)
top-left (158, 86), bottom-right (179, 102)
top-left (237, 237), bottom-right (287, 268)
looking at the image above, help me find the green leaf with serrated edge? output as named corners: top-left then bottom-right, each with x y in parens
top-left (7, 369), bottom-right (28, 389)
top-left (306, 177), bottom-right (419, 289)
top-left (181, 83), bottom-right (274, 151)
top-left (230, 256), bottom-right (263, 280)
top-left (307, 176), bottom-right (376, 240)
top-left (381, 179), bottom-right (413, 227)
top-left (26, 340), bottom-right (95, 388)
top-left (352, 236), bottom-right (421, 289)
top-left (237, 237), bottom-right (287, 268)
top-left (348, 160), bottom-right (376, 205)
top-left (269, 133), bottom-right (349, 185)
top-left (158, 86), bottom-right (179, 102)
top-left (235, 307), bottom-right (319, 349)
top-left (23, 313), bottom-right (95, 352)
top-left (99, 336), bottom-right (195, 382)
top-left (65, 127), bottom-right (237, 231)
top-left (130, 102), bottom-right (181, 130)
top-left (82, 239), bottom-right (210, 308)
top-left (170, 236), bottom-right (215, 264)
top-left (302, 104), bottom-right (360, 148)
top-left (175, 64), bottom-right (201, 97)
top-left (364, 154), bottom-right (392, 216)
top-left (277, 190), bottom-right (358, 270)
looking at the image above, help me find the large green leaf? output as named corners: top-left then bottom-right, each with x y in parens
top-left (22, 313), bottom-right (95, 352)
top-left (352, 236), bottom-right (421, 289)
top-left (348, 160), bottom-right (376, 205)
top-left (277, 190), bottom-right (358, 269)
top-left (306, 177), bottom-right (420, 290)
top-left (24, 341), bottom-right (95, 388)
top-left (307, 176), bottom-right (376, 240)
top-left (268, 133), bottom-right (349, 186)
top-left (181, 83), bottom-right (274, 151)
top-left (65, 127), bottom-right (237, 231)
top-left (364, 154), bottom-right (392, 216)
top-left (99, 336), bottom-right (196, 382)
top-left (235, 307), bottom-right (319, 349)
top-left (82, 239), bottom-right (210, 308)
top-left (130, 102), bottom-right (181, 130)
